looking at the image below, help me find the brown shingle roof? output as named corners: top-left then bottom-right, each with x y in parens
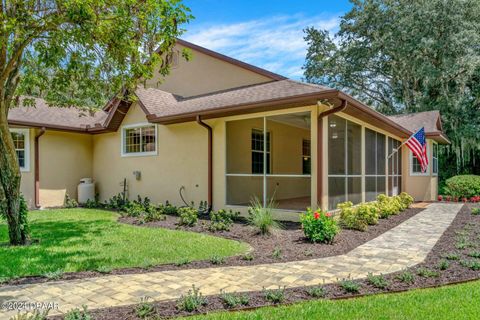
top-left (387, 111), bottom-right (441, 133)
top-left (136, 80), bottom-right (334, 119)
top-left (387, 110), bottom-right (449, 144)
top-left (8, 97), bottom-right (108, 132)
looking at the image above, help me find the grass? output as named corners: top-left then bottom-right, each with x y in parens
top-left (187, 280), bottom-right (480, 320)
top-left (0, 209), bottom-right (249, 279)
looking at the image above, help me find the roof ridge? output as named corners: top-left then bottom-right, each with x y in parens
top-left (388, 110), bottom-right (440, 118)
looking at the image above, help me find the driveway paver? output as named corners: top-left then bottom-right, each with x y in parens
top-left (0, 203), bottom-right (462, 318)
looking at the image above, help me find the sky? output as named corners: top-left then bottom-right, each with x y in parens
top-left (182, 0), bottom-right (352, 79)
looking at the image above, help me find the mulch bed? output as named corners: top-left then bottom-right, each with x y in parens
top-left (1, 207), bottom-right (423, 288)
top-left (49, 203), bottom-right (480, 320)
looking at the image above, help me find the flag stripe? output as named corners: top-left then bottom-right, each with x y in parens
top-left (405, 127), bottom-right (428, 173)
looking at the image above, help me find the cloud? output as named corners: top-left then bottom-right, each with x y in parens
top-left (183, 14), bottom-right (340, 79)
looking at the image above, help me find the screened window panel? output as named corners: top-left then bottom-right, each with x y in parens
top-left (347, 122), bottom-right (361, 175)
top-left (412, 156), bottom-right (422, 173)
top-left (348, 177), bottom-right (362, 205)
top-left (328, 177), bottom-right (346, 210)
top-left (376, 133), bottom-right (386, 175)
top-left (377, 176), bottom-right (386, 194)
top-left (365, 177), bottom-right (377, 202)
top-left (328, 115), bottom-right (346, 175)
top-left (365, 128), bottom-right (376, 175)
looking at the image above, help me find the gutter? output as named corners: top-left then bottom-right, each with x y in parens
top-left (34, 127), bottom-right (46, 208)
top-left (317, 100), bottom-right (348, 210)
top-left (196, 115), bottom-right (213, 212)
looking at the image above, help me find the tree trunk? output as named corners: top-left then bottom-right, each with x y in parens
top-left (0, 100), bottom-right (24, 245)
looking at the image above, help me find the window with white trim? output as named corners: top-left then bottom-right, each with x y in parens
top-left (432, 143), bottom-right (438, 175)
top-left (251, 129), bottom-right (270, 174)
top-left (410, 144), bottom-right (429, 175)
top-left (10, 128), bottom-right (30, 171)
top-left (121, 124), bottom-right (157, 156)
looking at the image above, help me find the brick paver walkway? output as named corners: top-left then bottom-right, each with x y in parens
top-left (0, 203), bottom-right (462, 318)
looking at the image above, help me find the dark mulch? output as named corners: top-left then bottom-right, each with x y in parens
top-left (1, 207), bottom-right (423, 288)
top-left (49, 204), bottom-right (480, 320)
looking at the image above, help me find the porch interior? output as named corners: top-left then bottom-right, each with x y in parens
top-left (226, 112), bottom-right (312, 212)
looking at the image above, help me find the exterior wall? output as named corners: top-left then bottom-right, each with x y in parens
top-left (38, 131), bottom-right (93, 207)
top-left (145, 43), bottom-right (272, 97)
top-left (18, 128), bottom-right (35, 208)
top-left (92, 103), bottom-right (208, 206)
top-left (402, 139), bottom-right (438, 201)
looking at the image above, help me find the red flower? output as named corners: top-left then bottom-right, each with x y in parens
top-left (438, 195), bottom-right (443, 202)
top-left (462, 197), bottom-right (468, 203)
top-left (314, 212), bottom-right (320, 220)
top-left (325, 212), bottom-right (332, 218)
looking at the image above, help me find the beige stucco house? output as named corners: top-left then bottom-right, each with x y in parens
top-left (8, 39), bottom-right (449, 219)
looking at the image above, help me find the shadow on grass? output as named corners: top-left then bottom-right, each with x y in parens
top-left (0, 219), bottom-right (120, 278)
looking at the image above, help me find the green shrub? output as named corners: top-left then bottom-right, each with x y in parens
top-left (105, 193), bottom-right (128, 211)
top-left (263, 286), bottom-right (286, 304)
top-left (272, 247), bottom-right (282, 259)
top-left (163, 201), bottom-right (178, 215)
top-left (300, 208), bottom-right (339, 243)
top-left (143, 207), bottom-right (166, 222)
top-left (444, 252), bottom-right (459, 260)
top-left (210, 254), bottom-right (226, 265)
top-left (248, 197), bottom-right (282, 235)
top-left (44, 269), bottom-right (63, 280)
top-left (367, 273), bottom-right (389, 289)
top-left (416, 267), bottom-right (439, 278)
top-left (64, 193), bottom-right (78, 208)
top-left (396, 270), bottom-right (415, 284)
top-left (209, 209), bottom-right (239, 232)
top-left (338, 202), bottom-right (379, 231)
top-left (376, 194), bottom-right (404, 218)
top-left (399, 192), bottom-right (414, 208)
top-left (438, 260), bottom-right (450, 270)
top-left (64, 306), bottom-right (91, 320)
top-left (444, 175), bottom-right (480, 199)
top-left (306, 286), bottom-right (326, 298)
top-left (467, 251), bottom-right (480, 258)
top-left (175, 258), bottom-right (191, 266)
top-left (242, 253), bottom-right (254, 261)
top-left (220, 291), bottom-right (250, 308)
top-left (125, 202), bottom-right (145, 217)
top-left (10, 310), bottom-right (49, 320)
top-left (135, 297), bottom-right (155, 319)
top-left (176, 285), bottom-right (208, 312)
top-left (340, 279), bottom-right (361, 293)
top-left (84, 193), bottom-right (101, 208)
top-left (178, 207), bottom-right (198, 226)
top-left (472, 208), bottom-right (480, 215)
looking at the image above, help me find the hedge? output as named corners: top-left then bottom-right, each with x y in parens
top-left (444, 175), bottom-right (480, 199)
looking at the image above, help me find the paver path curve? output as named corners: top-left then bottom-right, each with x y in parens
top-left (0, 203), bottom-right (463, 318)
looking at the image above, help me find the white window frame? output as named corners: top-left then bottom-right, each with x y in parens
top-left (432, 142), bottom-right (438, 176)
top-left (10, 128), bottom-right (30, 172)
top-left (409, 143), bottom-right (429, 176)
top-left (121, 123), bottom-right (158, 157)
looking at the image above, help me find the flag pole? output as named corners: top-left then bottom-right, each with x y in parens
top-left (387, 131), bottom-right (416, 159)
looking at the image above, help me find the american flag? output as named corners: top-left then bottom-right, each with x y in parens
top-left (406, 127), bottom-right (428, 172)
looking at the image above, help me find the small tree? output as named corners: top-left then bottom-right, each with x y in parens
top-left (0, 0), bottom-right (192, 245)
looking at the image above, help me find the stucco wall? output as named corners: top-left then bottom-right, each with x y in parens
top-left (145, 43), bottom-right (272, 98)
top-left (18, 128), bottom-right (35, 208)
top-left (402, 139), bottom-right (438, 201)
top-left (38, 131), bottom-right (93, 207)
top-left (92, 102), bottom-right (208, 206)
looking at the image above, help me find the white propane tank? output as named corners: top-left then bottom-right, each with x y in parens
top-left (78, 178), bottom-right (95, 204)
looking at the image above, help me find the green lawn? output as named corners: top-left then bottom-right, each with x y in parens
top-left (0, 209), bottom-right (249, 279)
top-left (189, 280), bottom-right (480, 320)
